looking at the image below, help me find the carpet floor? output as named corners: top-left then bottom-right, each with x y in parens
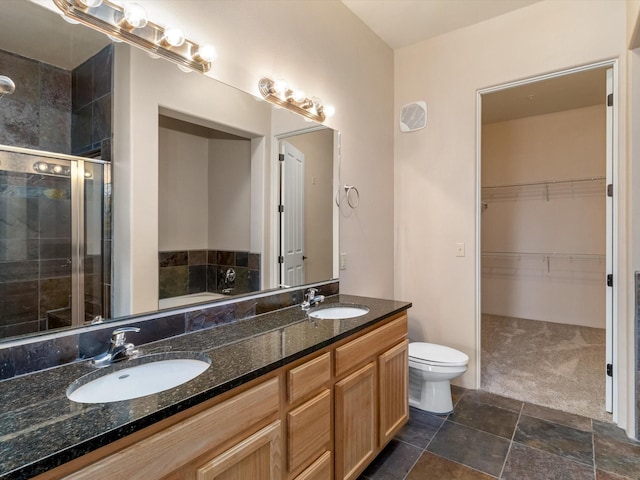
top-left (481, 314), bottom-right (611, 422)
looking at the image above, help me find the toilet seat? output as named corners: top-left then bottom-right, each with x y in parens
top-left (408, 342), bottom-right (468, 367)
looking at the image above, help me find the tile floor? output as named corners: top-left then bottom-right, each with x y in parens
top-left (359, 386), bottom-right (640, 480)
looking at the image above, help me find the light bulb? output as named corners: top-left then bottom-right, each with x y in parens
top-left (75, 0), bottom-right (103, 7)
top-left (34, 162), bottom-right (49, 173)
top-left (52, 165), bottom-right (64, 174)
top-left (123, 2), bottom-right (148, 29)
top-left (193, 44), bottom-right (217, 64)
top-left (108, 35), bottom-right (123, 43)
top-left (161, 26), bottom-right (185, 47)
top-left (272, 79), bottom-right (288, 97)
top-left (291, 89), bottom-right (305, 103)
top-left (324, 105), bottom-right (336, 118)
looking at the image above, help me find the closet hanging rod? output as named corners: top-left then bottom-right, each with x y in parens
top-left (482, 176), bottom-right (605, 190)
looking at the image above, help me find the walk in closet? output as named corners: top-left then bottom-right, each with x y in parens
top-left (479, 67), bottom-right (611, 421)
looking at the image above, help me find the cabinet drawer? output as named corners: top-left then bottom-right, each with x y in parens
top-left (288, 352), bottom-right (331, 403)
top-left (294, 451), bottom-right (332, 480)
top-left (335, 315), bottom-right (407, 377)
top-left (287, 389), bottom-right (331, 475)
top-left (64, 378), bottom-right (279, 480)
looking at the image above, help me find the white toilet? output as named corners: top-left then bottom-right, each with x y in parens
top-left (408, 342), bottom-right (469, 414)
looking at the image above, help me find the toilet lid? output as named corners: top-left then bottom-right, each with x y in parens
top-left (409, 342), bottom-right (469, 367)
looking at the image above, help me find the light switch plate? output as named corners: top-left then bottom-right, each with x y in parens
top-left (456, 242), bottom-right (465, 257)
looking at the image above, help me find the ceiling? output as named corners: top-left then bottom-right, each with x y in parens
top-left (341, 0), bottom-right (541, 50)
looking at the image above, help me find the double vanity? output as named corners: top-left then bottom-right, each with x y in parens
top-left (1, 294), bottom-right (411, 480)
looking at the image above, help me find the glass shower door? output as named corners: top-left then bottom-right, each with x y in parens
top-left (0, 146), bottom-right (110, 339)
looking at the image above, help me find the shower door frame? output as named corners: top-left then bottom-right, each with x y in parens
top-left (0, 144), bottom-right (110, 329)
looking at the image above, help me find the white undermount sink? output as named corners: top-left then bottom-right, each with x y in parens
top-left (66, 352), bottom-right (211, 404)
top-left (307, 304), bottom-right (370, 320)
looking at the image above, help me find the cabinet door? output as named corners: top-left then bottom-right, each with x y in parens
top-left (288, 389), bottom-right (331, 475)
top-left (378, 340), bottom-right (409, 446)
top-left (196, 420), bottom-right (281, 480)
top-left (334, 362), bottom-right (376, 480)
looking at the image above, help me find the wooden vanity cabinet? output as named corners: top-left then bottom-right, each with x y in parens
top-left (334, 315), bottom-right (409, 480)
top-left (42, 312), bottom-right (408, 480)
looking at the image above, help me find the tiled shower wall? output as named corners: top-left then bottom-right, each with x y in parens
top-left (159, 250), bottom-right (261, 299)
top-left (0, 45), bottom-right (113, 335)
top-left (0, 49), bottom-right (72, 153)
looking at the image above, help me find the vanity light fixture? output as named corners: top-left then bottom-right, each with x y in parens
top-left (53, 0), bottom-right (215, 73)
top-left (258, 77), bottom-right (334, 123)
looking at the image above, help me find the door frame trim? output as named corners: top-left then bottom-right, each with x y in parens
top-left (474, 58), bottom-right (619, 419)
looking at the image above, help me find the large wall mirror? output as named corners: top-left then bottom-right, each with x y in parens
top-left (0, 0), bottom-right (339, 343)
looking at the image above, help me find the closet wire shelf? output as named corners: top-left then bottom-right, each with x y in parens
top-left (481, 176), bottom-right (606, 203)
top-left (481, 251), bottom-right (605, 273)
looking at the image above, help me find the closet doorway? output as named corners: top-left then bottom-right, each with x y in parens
top-left (477, 62), bottom-right (616, 422)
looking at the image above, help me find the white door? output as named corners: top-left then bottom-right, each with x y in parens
top-left (605, 67), bottom-right (614, 413)
top-left (280, 141), bottom-right (305, 287)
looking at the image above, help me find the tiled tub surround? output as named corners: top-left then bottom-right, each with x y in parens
top-left (0, 292), bottom-right (408, 479)
top-left (159, 249), bottom-right (261, 299)
top-left (0, 281), bottom-right (337, 381)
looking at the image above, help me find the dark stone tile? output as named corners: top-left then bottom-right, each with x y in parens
top-left (103, 239), bottom-right (112, 285)
top-left (40, 63), bottom-right (71, 111)
top-left (396, 406), bottom-right (445, 449)
top-left (188, 265), bottom-right (207, 294)
top-left (360, 439), bottom-right (422, 480)
top-left (206, 265), bottom-right (217, 292)
top-left (248, 252), bottom-right (260, 270)
top-left (0, 281), bottom-right (38, 325)
top-left (0, 319), bottom-right (41, 339)
top-left (0, 50), bottom-right (40, 104)
top-left (467, 390), bottom-right (523, 412)
top-left (92, 93), bottom-right (111, 143)
top-left (217, 250), bottom-right (234, 266)
top-left (217, 265), bottom-right (237, 291)
top-left (594, 433), bottom-right (640, 478)
top-left (523, 403), bottom-right (592, 432)
top-left (248, 269), bottom-right (260, 292)
top-left (236, 251), bottom-right (249, 267)
top-left (0, 336), bottom-right (77, 380)
top-left (514, 415), bottom-right (593, 466)
top-left (207, 250), bottom-right (217, 264)
top-left (596, 470), bottom-right (635, 480)
top-left (449, 394), bottom-right (520, 439)
top-left (131, 314), bottom-right (185, 346)
top-left (427, 421), bottom-right (510, 477)
top-left (38, 196), bottom-right (71, 239)
top-left (92, 45), bottom-right (113, 100)
top-left (39, 258), bottom-right (71, 279)
top-left (0, 98), bottom-right (39, 149)
top-left (0, 238), bottom-right (39, 262)
top-left (71, 103), bottom-right (92, 153)
top-left (39, 107), bottom-right (71, 154)
top-left (159, 251), bottom-right (188, 267)
top-left (593, 420), bottom-right (640, 446)
top-left (233, 267), bottom-right (249, 294)
top-left (407, 451), bottom-right (495, 480)
top-left (40, 277), bottom-right (71, 318)
top-left (159, 266), bottom-right (188, 299)
top-left (185, 300), bottom-right (256, 332)
top-left (502, 442), bottom-right (595, 480)
top-left (0, 260), bottom-right (38, 282)
top-left (451, 384), bottom-right (466, 408)
top-left (189, 250), bottom-right (207, 266)
top-left (39, 238), bottom-right (70, 259)
top-left (100, 137), bottom-right (112, 163)
top-left (73, 58), bottom-right (93, 110)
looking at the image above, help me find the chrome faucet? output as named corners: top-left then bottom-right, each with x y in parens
top-left (301, 288), bottom-right (325, 310)
top-left (92, 327), bottom-right (140, 367)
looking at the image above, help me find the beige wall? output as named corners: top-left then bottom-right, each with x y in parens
top-left (158, 127), bottom-right (209, 251)
top-left (394, 0), bottom-right (628, 418)
top-left (284, 129), bottom-right (335, 283)
top-left (481, 106), bottom-right (606, 328)
top-left (130, 0), bottom-right (395, 299)
top-left (208, 139), bottom-right (252, 251)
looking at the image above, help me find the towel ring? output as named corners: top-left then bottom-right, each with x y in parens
top-left (345, 185), bottom-right (360, 209)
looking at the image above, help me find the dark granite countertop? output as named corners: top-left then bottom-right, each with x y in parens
top-left (0, 294), bottom-right (410, 479)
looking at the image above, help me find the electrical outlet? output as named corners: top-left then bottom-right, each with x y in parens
top-left (456, 242), bottom-right (465, 257)
top-left (340, 252), bottom-right (347, 270)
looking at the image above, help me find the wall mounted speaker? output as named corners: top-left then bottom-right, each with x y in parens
top-left (400, 101), bottom-right (427, 132)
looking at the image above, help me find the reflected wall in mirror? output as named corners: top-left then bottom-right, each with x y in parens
top-left (0, 0), bottom-right (339, 343)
